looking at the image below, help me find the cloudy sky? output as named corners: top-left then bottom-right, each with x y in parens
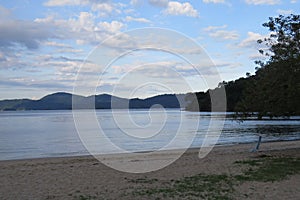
top-left (0, 0), bottom-right (299, 100)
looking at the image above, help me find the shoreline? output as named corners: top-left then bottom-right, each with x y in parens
top-left (1, 140), bottom-right (299, 199)
top-left (1, 138), bottom-right (300, 163)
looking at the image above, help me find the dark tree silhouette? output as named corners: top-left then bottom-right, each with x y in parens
top-left (257, 14), bottom-right (300, 64)
top-left (236, 14), bottom-right (300, 119)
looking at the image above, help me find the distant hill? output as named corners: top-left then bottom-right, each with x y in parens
top-left (0, 92), bottom-right (186, 111)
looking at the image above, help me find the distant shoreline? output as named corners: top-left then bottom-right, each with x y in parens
top-left (1, 109), bottom-right (300, 122)
top-left (0, 92), bottom-right (186, 111)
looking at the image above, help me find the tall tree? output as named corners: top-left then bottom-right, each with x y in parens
top-left (236, 14), bottom-right (300, 119)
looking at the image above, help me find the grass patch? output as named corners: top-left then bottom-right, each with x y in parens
top-left (131, 174), bottom-right (234, 200)
top-left (235, 159), bottom-right (262, 166)
top-left (127, 177), bottom-right (158, 184)
top-left (77, 195), bottom-right (96, 200)
top-left (235, 157), bottom-right (300, 182)
top-left (129, 156), bottom-right (300, 199)
top-left (77, 156), bottom-right (300, 199)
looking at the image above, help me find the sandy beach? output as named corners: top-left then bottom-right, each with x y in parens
top-left (1, 140), bottom-right (299, 200)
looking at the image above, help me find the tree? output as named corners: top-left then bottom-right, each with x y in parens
top-left (257, 14), bottom-right (300, 64)
top-left (185, 77), bottom-right (251, 112)
top-left (236, 14), bottom-right (300, 119)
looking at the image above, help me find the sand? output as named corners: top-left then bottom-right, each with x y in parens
top-left (0, 140), bottom-right (299, 200)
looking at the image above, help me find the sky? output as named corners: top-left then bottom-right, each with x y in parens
top-left (0, 0), bottom-right (299, 100)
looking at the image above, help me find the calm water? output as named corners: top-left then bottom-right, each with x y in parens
top-left (0, 109), bottom-right (299, 161)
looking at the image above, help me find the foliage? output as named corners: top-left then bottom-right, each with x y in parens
top-left (126, 156), bottom-right (300, 199)
top-left (128, 156), bottom-right (300, 199)
top-left (185, 77), bottom-right (252, 112)
top-left (235, 157), bottom-right (300, 182)
top-left (131, 174), bottom-right (234, 200)
top-left (186, 14), bottom-right (300, 118)
top-left (236, 14), bottom-right (300, 119)
top-left (257, 14), bottom-right (300, 64)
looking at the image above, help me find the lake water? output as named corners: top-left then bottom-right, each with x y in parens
top-left (0, 109), bottom-right (299, 161)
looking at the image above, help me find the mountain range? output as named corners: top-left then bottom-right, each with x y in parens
top-left (0, 92), bottom-right (187, 111)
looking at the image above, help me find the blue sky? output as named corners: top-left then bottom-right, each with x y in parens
top-left (0, 0), bottom-right (299, 99)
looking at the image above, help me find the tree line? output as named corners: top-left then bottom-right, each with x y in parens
top-left (185, 14), bottom-right (300, 119)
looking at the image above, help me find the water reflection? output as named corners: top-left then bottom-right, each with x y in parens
top-left (0, 110), bottom-right (299, 160)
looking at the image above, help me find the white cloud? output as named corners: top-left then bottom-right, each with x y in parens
top-left (125, 16), bottom-right (151, 23)
top-left (111, 61), bottom-right (177, 74)
top-left (238, 32), bottom-right (263, 48)
top-left (203, 25), bottom-right (227, 32)
top-left (44, 0), bottom-right (82, 6)
top-left (203, 0), bottom-right (225, 3)
top-left (98, 21), bottom-right (125, 33)
top-left (291, 0), bottom-right (297, 3)
top-left (45, 0), bottom-right (121, 17)
top-left (44, 41), bottom-right (70, 48)
top-left (44, 0), bottom-right (108, 7)
top-left (0, 52), bottom-right (6, 62)
top-left (35, 13), bottom-right (125, 46)
top-left (0, 9), bottom-right (57, 49)
top-left (249, 53), bottom-right (267, 60)
top-left (57, 48), bottom-right (84, 54)
top-left (43, 42), bottom-right (84, 54)
top-left (204, 25), bottom-right (239, 40)
top-left (0, 49), bottom-right (84, 89)
top-left (164, 1), bottom-right (198, 17)
top-left (210, 30), bottom-right (239, 40)
top-left (130, 0), bottom-right (141, 6)
top-left (238, 32), bottom-right (272, 62)
top-left (245, 0), bottom-right (281, 5)
top-left (148, 0), bottom-right (169, 7)
top-left (277, 9), bottom-right (293, 15)
top-left (91, 3), bottom-right (114, 13)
